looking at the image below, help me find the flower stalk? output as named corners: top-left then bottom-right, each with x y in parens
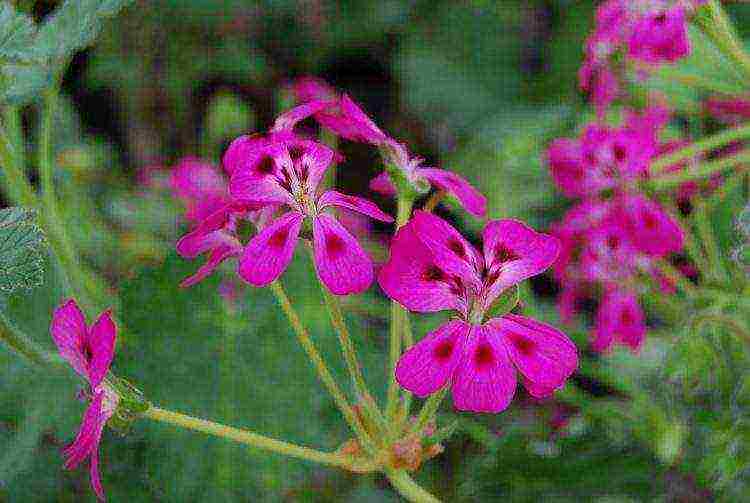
top-left (649, 124), bottom-right (750, 175)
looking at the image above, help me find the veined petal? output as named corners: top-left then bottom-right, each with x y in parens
top-left (63, 392), bottom-right (105, 471)
top-left (369, 171), bottom-right (397, 197)
top-left (180, 242), bottom-right (242, 288)
top-left (377, 220), bottom-right (467, 314)
top-left (489, 315), bottom-right (577, 393)
top-left (450, 324), bottom-right (517, 414)
top-left (222, 134), bottom-right (271, 176)
top-left (318, 190), bottom-right (393, 223)
top-left (298, 141), bottom-right (336, 194)
top-left (418, 168), bottom-right (487, 218)
top-left (239, 211), bottom-right (304, 287)
top-left (86, 311), bottom-right (117, 389)
top-left (89, 445), bottom-right (105, 501)
top-left (616, 194), bottom-right (683, 257)
top-left (316, 94), bottom-right (388, 144)
top-left (312, 214), bottom-right (374, 295)
top-left (408, 211), bottom-right (483, 287)
top-left (593, 289), bottom-right (645, 353)
top-left (395, 320), bottom-right (470, 398)
top-left (50, 299), bottom-right (88, 378)
top-left (229, 169), bottom-right (292, 206)
top-left (482, 219), bottom-right (560, 307)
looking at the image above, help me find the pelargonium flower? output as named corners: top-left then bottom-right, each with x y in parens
top-left (171, 159), bottom-right (274, 287)
top-left (226, 134), bottom-right (393, 295)
top-left (378, 211), bottom-right (577, 413)
top-left (547, 107), bottom-right (667, 198)
top-left (50, 299), bottom-right (119, 501)
top-left (627, 4), bottom-right (690, 64)
top-left (592, 288), bottom-right (646, 353)
top-left (370, 140), bottom-right (487, 218)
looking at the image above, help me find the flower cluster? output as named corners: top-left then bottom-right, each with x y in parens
top-left (50, 300), bottom-right (119, 501)
top-left (547, 106), bottom-right (688, 352)
top-left (580, 0), bottom-right (705, 116)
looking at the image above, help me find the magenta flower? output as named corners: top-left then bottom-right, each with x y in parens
top-left (616, 193), bottom-right (684, 258)
top-left (171, 158), bottom-right (273, 287)
top-left (592, 288), bottom-right (646, 353)
top-left (170, 157), bottom-right (231, 225)
top-left (378, 211), bottom-right (577, 413)
top-left (50, 299), bottom-right (119, 501)
top-left (225, 134), bottom-right (393, 295)
top-left (370, 140), bottom-right (487, 218)
top-left (628, 5), bottom-right (690, 64)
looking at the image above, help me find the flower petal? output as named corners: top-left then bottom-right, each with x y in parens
top-left (316, 94), bottom-right (388, 144)
top-left (369, 171), bottom-right (397, 197)
top-left (377, 220), bottom-right (467, 314)
top-left (86, 311), bottom-right (117, 388)
top-left (616, 194), bottom-right (683, 257)
top-left (50, 299), bottom-right (88, 379)
top-left (312, 214), bottom-right (374, 295)
top-left (408, 211), bottom-right (483, 287)
top-left (395, 320), bottom-right (470, 398)
top-left (318, 190), bottom-right (393, 223)
top-left (63, 392), bottom-right (105, 471)
top-left (450, 324), bottom-right (517, 414)
top-left (489, 314), bottom-right (577, 394)
top-left (418, 168), bottom-right (487, 218)
top-left (271, 100), bottom-right (331, 132)
top-left (180, 242), bottom-right (242, 288)
top-left (239, 211), bottom-right (304, 287)
top-left (593, 289), bottom-right (645, 353)
top-left (222, 134), bottom-right (270, 176)
top-left (297, 141), bottom-right (337, 194)
top-left (169, 157), bottom-right (228, 223)
top-left (481, 219), bottom-right (560, 308)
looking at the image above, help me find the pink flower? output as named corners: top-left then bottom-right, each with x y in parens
top-left (226, 135), bottom-right (393, 295)
top-left (370, 140), bottom-right (487, 218)
top-left (627, 5), bottom-right (690, 64)
top-left (170, 157), bottom-right (230, 225)
top-left (50, 299), bottom-right (119, 501)
top-left (592, 288), bottom-right (646, 353)
top-left (616, 193), bottom-right (683, 257)
top-left (379, 211), bottom-right (577, 413)
top-left (579, 60), bottom-right (620, 119)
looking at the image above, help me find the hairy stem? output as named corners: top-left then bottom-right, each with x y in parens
top-left (318, 281), bottom-right (387, 430)
top-left (0, 311), bottom-right (58, 368)
top-left (385, 468), bottom-right (441, 503)
top-left (693, 200), bottom-right (728, 282)
top-left (649, 150), bottom-right (749, 190)
top-left (268, 280), bottom-right (377, 454)
top-left (143, 405), bottom-right (354, 469)
top-left (655, 259), bottom-right (698, 298)
top-left (386, 197), bottom-right (414, 423)
top-left (409, 387), bottom-right (448, 437)
top-left (649, 124), bottom-right (750, 175)
top-left (700, 0), bottom-right (750, 79)
top-left (0, 111), bottom-right (36, 208)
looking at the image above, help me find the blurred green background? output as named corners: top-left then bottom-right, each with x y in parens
top-left (1, 0), bottom-right (750, 501)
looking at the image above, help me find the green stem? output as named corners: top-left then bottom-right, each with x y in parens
top-left (409, 387), bottom-right (447, 437)
top-left (386, 197), bottom-right (414, 422)
top-left (660, 199), bottom-right (709, 274)
top-left (317, 272), bottom-right (387, 430)
top-left (0, 114), bottom-right (36, 208)
top-left (268, 280), bottom-right (377, 454)
top-left (0, 311), bottom-right (58, 368)
top-left (385, 468), bottom-right (441, 503)
top-left (143, 405), bottom-right (354, 469)
top-left (649, 150), bottom-right (749, 190)
top-left (700, 0), bottom-right (750, 79)
top-left (693, 313), bottom-right (750, 345)
top-left (649, 124), bottom-right (750, 175)
top-left (693, 200), bottom-right (728, 282)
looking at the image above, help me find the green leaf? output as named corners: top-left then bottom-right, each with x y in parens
top-left (0, 3), bottom-right (37, 63)
top-left (0, 207), bottom-right (45, 293)
top-left (484, 284), bottom-right (520, 320)
top-left (30, 0), bottom-right (135, 62)
top-left (0, 62), bottom-right (53, 105)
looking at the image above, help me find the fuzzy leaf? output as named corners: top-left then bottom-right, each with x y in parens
top-left (0, 3), bottom-right (37, 63)
top-left (0, 207), bottom-right (45, 293)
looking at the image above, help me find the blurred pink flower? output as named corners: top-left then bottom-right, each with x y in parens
top-left (592, 288), bottom-right (646, 353)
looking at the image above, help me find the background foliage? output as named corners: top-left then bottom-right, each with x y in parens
top-left (0, 0), bottom-right (748, 501)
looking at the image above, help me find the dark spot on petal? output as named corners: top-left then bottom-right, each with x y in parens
top-left (620, 309), bottom-right (634, 326)
top-left (606, 235), bottom-right (620, 250)
top-left (494, 243), bottom-right (519, 265)
top-left (613, 144), bottom-right (627, 163)
top-left (257, 156), bottom-right (275, 175)
top-left (642, 212), bottom-right (657, 230)
top-left (288, 146), bottom-right (305, 162)
top-left (447, 239), bottom-right (466, 258)
top-left (422, 265), bottom-right (446, 282)
top-left (474, 344), bottom-right (495, 367)
top-left (269, 227), bottom-right (289, 248)
top-left (448, 276), bottom-right (466, 296)
top-left (509, 333), bottom-right (535, 356)
top-left (82, 341), bottom-right (93, 362)
top-left (434, 340), bottom-right (454, 361)
top-left (325, 232), bottom-right (346, 257)
top-left (654, 12), bottom-right (667, 24)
